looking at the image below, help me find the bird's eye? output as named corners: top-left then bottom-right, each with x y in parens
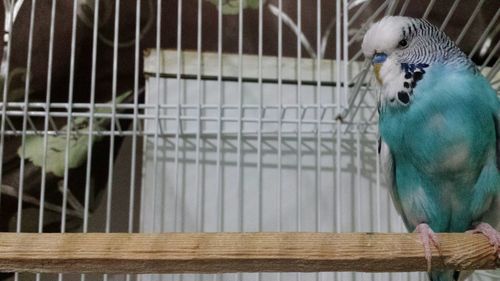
top-left (398, 39), bottom-right (408, 48)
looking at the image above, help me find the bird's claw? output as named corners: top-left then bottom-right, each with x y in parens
top-left (415, 223), bottom-right (441, 272)
top-left (466, 223), bottom-right (500, 259)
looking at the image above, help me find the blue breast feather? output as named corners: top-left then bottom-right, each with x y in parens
top-left (379, 64), bottom-right (500, 232)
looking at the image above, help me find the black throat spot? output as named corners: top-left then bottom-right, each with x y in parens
top-left (413, 71), bottom-right (423, 81)
top-left (401, 63), bottom-right (429, 90)
top-left (397, 91), bottom-right (410, 104)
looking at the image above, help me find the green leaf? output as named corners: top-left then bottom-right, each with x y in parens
top-left (18, 90), bottom-right (132, 177)
top-left (21, 131), bottom-right (99, 177)
top-left (205, 0), bottom-right (262, 15)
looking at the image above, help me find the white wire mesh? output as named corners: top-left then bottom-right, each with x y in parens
top-left (0, 1), bottom-right (498, 281)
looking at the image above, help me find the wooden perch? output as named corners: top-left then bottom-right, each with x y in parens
top-left (0, 232), bottom-right (498, 274)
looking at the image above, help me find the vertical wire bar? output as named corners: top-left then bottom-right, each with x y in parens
top-left (277, 0), bottom-right (283, 235)
top-left (128, 0), bottom-right (142, 235)
top-left (375, 131), bottom-right (381, 233)
top-left (334, 0), bottom-right (341, 230)
top-left (216, 1), bottom-right (223, 281)
top-left (38, 0), bottom-right (55, 238)
top-left (335, 131), bottom-right (342, 281)
top-left (257, 2), bottom-right (263, 281)
top-left (195, 0), bottom-right (203, 234)
top-left (80, 3), bottom-right (99, 281)
top-left (454, 0), bottom-right (484, 45)
top-left (389, 156), bottom-right (396, 281)
top-left (296, 0), bottom-right (302, 234)
top-left (276, 0), bottom-right (283, 274)
top-left (15, 2), bottom-right (35, 281)
top-left (236, 2), bottom-right (244, 281)
top-left (315, 0), bottom-right (322, 234)
top-left (237, 0), bottom-right (243, 232)
top-left (152, 0), bottom-right (161, 235)
top-left (82, 0), bottom-right (100, 234)
top-left (353, 121), bottom-right (361, 281)
top-left (16, 0), bottom-right (37, 234)
top-left (106, 2), bottom-right (123, 279)
top-left (125, 4), bottom-right (142, 281)
top-left (375, 134), bottom-right (381, 281)
top-left (343, 11), bottom-right (353, 279)
top-left (342, 0), bottom-right (348, 109)
top-left (0, 0), bottom-right (15, 210)
top-left (152, 2), bottom-right (161, 281)
top-left (61, 0), bottom-right (80, 239)
top-left (173, 0), bottom-right (183, 234)
top-left (335, 0), bottom-right (342, 280)
top-left (315, 2), bottom-right (321, 281)
top-left (61, 0), bottom-right (79, 243)
top-left (355, 126), bottom-right (361, 231)
top-left (439, 0), bottom-right (461, 31)
top-left (81, 3), bottom-right (100, 280)
top-left (422, 0), bottom-right (435, 19)
top-left (175, 3), bottom-right (183, 281)
top-left (257, 0), bottom-right (263, 233)
top-left (104, 0), bottom-right (121, 238)
top-left (216, 0), bottom-right (223, 234)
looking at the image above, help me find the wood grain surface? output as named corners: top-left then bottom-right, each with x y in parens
top-left (0, 232), bottom-right (498, 273)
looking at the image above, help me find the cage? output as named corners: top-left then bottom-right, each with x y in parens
top-left (0, 0), bottom-right (499, 281)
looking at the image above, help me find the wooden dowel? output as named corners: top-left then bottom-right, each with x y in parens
top-left (0, 232), bottom-right (497, 274)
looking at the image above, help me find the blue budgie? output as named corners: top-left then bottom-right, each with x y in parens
top-left (362, 16), bottom-right (500, 281)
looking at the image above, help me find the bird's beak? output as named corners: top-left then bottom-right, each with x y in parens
top-left (372, 52), bottom-right (387, 84)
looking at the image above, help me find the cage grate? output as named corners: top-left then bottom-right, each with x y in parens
top-left (0, 1), bottom-right (498, 281)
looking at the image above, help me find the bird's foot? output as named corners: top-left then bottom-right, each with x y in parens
top-left (466, 222), bottom-right (500, 258)
top-left (415, 223), bottom-right (441, 272)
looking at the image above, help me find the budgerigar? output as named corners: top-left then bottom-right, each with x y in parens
top-left (362, 16), bottom-right (500, 281)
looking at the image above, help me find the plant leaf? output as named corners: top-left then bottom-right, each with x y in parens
top-left (18, 90), bottom-right (132, 177)
top-left (20, 131), bottom-right (98, 177)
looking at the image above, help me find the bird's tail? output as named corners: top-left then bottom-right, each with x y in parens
top-left (428, 270), bottom-right (460, 281)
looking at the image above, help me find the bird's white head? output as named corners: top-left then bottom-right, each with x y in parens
top-left (362, 16), bottom-right (470, 86)
top-left (361, 16), bottom-right (413, 61)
